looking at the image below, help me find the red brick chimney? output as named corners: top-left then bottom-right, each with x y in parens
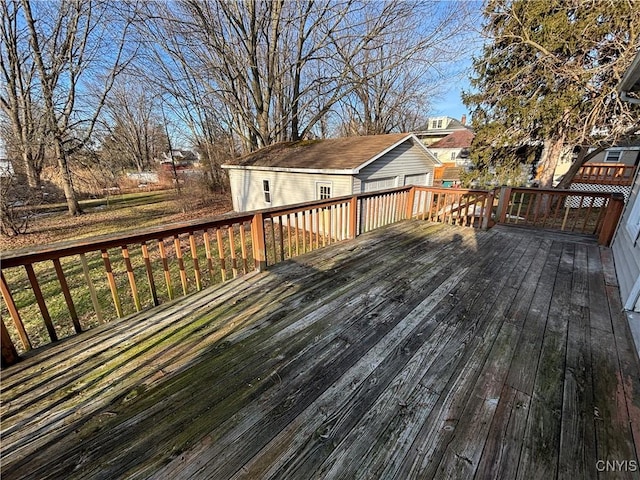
top-left (461, 114), bottom-right (466, 126)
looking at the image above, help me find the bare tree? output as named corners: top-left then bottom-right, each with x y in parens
top-left (100, 82), bottom-right (167, 173)
top-left (20, 0), bottom-right (138, 215)
top-left (142, 0), bottom-right (473, 153)
top-left (0, 0), bottom-right (47, 189)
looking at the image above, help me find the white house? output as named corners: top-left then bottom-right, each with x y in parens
top-left (428, 129), bottom-right (474, 166)
top-left (612, 49), bottom-right (640, 353)
top-left (413, 116), bottom-right (471, 146)
top-left (222, 133), bottom-right (441, 212)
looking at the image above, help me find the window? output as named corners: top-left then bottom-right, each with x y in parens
top-left (431, 120), bottom-right (437, 129)
top-left (605, 150), bottom-right (622, 162)
top-left (317, 182), bottom-right (331, 199)
top-left (263, 180), bottom-right (271, 203)
top-left (451, 152), bottom-right (457, 161)
top-left (437, 119), bottom-right (443, 128)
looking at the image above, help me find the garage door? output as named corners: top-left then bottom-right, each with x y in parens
top-left (362, 177), bottom-right (397, 192)
top-left (404, 173), bottom-right (427, 186)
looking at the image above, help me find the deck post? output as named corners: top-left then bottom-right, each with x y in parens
top-left (496, 186), bottom-right (512, 224)
top-left (251, 212), bottom-right (267, 271)
top-left (405, 187), bottom-right (416, 220)
top-left (481, 189), bottom-right (496, 230)
top-left (1, 318), bottom-right (19, 367)
top-left (598, 193), bottom-right (625, 246)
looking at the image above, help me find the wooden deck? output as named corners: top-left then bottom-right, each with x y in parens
top-left (1, 221), bottom-right (639, 479)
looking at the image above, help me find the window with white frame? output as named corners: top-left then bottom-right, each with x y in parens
top-left (263, 180), bottom-right (271, 203)
top-left (605, 150), bottom-right (622, 162)
top-left (317, 182), bottom-right (331, 199)
top-left (451, 151), bottom-right (457, 161)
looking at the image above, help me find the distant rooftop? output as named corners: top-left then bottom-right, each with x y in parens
top-left (429, 129), bottom-right (475, 149)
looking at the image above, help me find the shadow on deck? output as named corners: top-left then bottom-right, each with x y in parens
top-left (1, 221), bottom-right (639, 479)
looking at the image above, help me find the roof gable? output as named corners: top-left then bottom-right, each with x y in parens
top-left (429, 129), bottom-right (475, 149)
top-left (223, 133), bottom-right (439, 173)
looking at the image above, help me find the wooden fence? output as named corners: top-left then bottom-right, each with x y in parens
top-left (0, 185), bottom-right (625, 366)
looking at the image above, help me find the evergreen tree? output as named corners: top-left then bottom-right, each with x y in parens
top-left (464, 0), bottom-right (640, 188)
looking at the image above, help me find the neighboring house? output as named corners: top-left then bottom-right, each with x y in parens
top-left (413, 115), bottom-right (471, 146)
top-left (612, 49), bottom-right (640, 354)
top-left (586, 141), bottom-right (640, 166)
top-left (222, 133), bottom-right (441, 212)
top-left (428, 129), bottom-right (475, 168)
top-left (158, 149), bottom-right (200, 169)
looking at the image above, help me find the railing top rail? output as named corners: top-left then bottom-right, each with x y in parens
top-left (413, 186), bottom-right (492, 195)
top-left (577, 163), bottom-right (636, 168)
top-left (507, 187), bottom-right (621, 198)
top-left (1, 212), bottom-right (256, 268)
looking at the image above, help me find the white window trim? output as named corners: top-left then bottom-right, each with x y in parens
top-left (263, 179), bottom-right (272, 204)
top-left (316, 181), bottom-right (332, 200)
top-left (604, 150), bottom-right (622, 162)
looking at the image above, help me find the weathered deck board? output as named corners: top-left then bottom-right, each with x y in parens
top-left (1, 221), bottom-right (638, 480)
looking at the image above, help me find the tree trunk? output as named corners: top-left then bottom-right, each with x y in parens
top-left (23, 151), bottom-right (41, 189)
top-left (54, 139), bottom-right (82, 215)
top-left (536, 135), bottom-right (566, 188)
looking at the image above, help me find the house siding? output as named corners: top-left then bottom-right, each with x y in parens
top-left (227, 169), bottom-right (353, 212)
top-left (356, 141), bottom-right (435, 192)
top-left (612, 168), bottom-right (640, 312)
top-left (587, 148), bottom-right (640, 166)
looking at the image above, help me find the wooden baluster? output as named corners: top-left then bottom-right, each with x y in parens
top-left (52, 258), bottom-right (81, 333)
top-left (203, 230), bottom-right (215, 280)
top-left (551, 192), bottom-right (567, 228)
top-left (189, 233), bottom-right (202, 290)
top-left (560, 196), bottom-right (571, 231)
top-left (0, 272), bottom-right (31, 350)
top-left (23, 263), bottom-right (57, 341)
top-left (276, 219), bottom-right (285, 262)
top-left (293, 210), bottom-right (307, 256)
top-left (327, 206), bottom-right (332, 245)
top-left (141, 242), bottom-right (159, 306)
top-left (581, 196), bottom-right (596, 233)
top-left (286, 214), bottom-right (292, 258)
top-left (514, 192), bottom-right (525, 224)
top-left (174, 236), bottom-right (188, 296)
top-left (101, 250), bottom-right (123, 319)
top-left (1, 318), bottom-right (19, 366)
top-left (421, 191), bottom-right (428, 221)
top-left (79, 253), bottom-right (104, 322)
top-left (229, 225), bottom-right (239, 277)
top-left (157, 240), bottom-right (173, 300)
top-left (337, 204), bottom-right (343, 240)
top-left (121, 246), bottom-right (141, 312)
top-left (239, 223), bottom-right (249, 274)
top-left (547, 193), bottom-right (556, 227)
top-left (314, 209), bottom-right (320, 249)
top-left (573, 195), bottom-right (587, 232)
top-left (216, 228), bottom-right (227, 281)
top-left (268, 219), bottom-right (277, 265)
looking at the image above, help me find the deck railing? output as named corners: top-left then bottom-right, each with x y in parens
top-left (0, 185), bottom-right (625, 366)
top-left (495, 186), bottom-right (624, 245)
top-left (572, 163), bottom-right (636, 185)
